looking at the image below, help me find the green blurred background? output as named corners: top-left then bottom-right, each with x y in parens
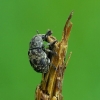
top-left (0, 0), bottom-right (100, 100)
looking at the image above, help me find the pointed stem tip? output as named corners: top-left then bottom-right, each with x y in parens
top-left (68, 11), bottom-right (73, 21)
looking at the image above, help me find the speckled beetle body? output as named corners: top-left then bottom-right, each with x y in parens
top-left (28, 30), bottom-right (55, 73)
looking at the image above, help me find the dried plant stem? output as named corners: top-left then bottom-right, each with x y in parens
top-left (35, 12), bottom-right (73, 100)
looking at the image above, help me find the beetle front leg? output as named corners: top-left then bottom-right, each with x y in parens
top-left (42, 30), bottom-right (53, 42)
top-left (45, 30), bottom-right (52, 39)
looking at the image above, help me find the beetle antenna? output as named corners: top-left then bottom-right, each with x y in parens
top-left (36, 30), bottom-right (39, 34)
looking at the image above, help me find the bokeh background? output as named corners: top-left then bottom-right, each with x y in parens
top-left (0, 0), bottom-right (100, 100)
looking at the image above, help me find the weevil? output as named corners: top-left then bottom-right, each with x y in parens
top-left (28, 30), bottom-right (56, 73)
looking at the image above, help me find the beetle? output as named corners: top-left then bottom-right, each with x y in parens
top-left (28, 30), bottom-right (56, 73)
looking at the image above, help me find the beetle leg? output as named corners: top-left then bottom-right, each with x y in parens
top-left (45, 30), bottom-right (52, 37)
top-left (44, 49), bottom-right (57, 55)
top-left (44, 30), bottom-right (52, 41)
top-left (50, 63), bottom-right (57, 71)
top-left (41, 30), bottom-right (52, 41)
top-left (47, 40), bottom-right (57, 49)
